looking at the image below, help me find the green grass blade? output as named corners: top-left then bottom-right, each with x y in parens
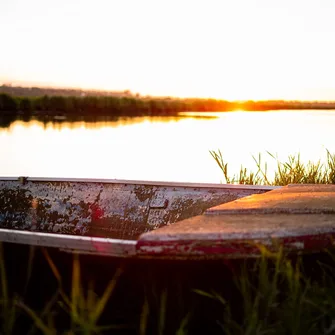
top-left (18, 300), bottom-right (56, 335)
top-left (139, 298), bottom-right (149, 335)
top-left (90, 267), bottom-right (123, 324)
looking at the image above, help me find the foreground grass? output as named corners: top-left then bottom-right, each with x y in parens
top-left (195, 248), bottom-right (335, 335)
top-left (210, 149), bottom-right (335, 185)
top-left (2, 243), bottom-right (335, 334)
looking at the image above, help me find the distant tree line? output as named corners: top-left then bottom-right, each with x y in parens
top-left (0, 84), bottom-right (134, 98)
top-left (0, 93), bottom-right (238, 116)
top-left (1, 92), bottom-right (335, 117)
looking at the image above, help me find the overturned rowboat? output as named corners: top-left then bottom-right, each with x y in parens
top-left (0, 177), bottom-right (334, 259)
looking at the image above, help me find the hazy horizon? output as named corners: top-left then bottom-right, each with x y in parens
top-left (3, 82), bottom-right (335, 103)
top-left (2, 0), bottom-right (335, 101)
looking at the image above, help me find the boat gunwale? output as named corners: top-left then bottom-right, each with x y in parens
top-left (0, 176), bottom-right (279, 191)
top-left (0, 228), bottom-right (137, 257)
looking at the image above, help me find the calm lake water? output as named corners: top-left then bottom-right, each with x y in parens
top-left (1, 110), bottom-right (335, 183)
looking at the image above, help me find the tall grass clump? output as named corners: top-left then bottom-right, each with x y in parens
top-left (0, 244), bottom-right (126, 335)
top-left (195, 247), bottom-right (335, 335)
top-left (20, 250), bottom-right (125, 335)
top-left (210, 149), bottom-right (335, 185)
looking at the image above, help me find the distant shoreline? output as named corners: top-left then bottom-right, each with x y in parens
top-left (1, 85), bottom-right (335, 117)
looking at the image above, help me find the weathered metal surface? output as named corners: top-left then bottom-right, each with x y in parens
top-left (137, 185), bottom-right (335, 259)
top-left (0, 177), bottom-right (275, 241)
top-left (206, 184), bottom-right (335, 215)
top-left (0, 228), bottom-right (136, 257)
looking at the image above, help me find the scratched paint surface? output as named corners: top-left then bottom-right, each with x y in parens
top-left (0, 179), bottom-right (271, 240)
top-left (206, 184), bottom-right (335, 215)
top-left (137, 185), bottom-right (335, 258)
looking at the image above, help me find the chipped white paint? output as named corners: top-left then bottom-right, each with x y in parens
top-left (0, 177), bottom-right (275, 240)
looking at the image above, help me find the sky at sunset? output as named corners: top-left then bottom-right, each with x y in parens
top-left (1, 0), bottom-right (335, 101)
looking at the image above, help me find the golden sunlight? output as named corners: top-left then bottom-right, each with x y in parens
top-left (1, 0), bottom-right (335, 100)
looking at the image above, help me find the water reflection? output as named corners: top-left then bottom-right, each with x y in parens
top-left (0, 111), bottom-right (334, 183)
top-left (0, 113), bottom-right (218, 130)
top-left (0, 114), bottom-right (18, 128)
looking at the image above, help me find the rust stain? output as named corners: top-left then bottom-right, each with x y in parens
top-left (133, 185), bottom-right (154, 202)
top-left (0, 188), bottom-right (33, 229)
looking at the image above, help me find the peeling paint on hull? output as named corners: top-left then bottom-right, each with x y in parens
top-left (0, 178), bottom-right (275, 240)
